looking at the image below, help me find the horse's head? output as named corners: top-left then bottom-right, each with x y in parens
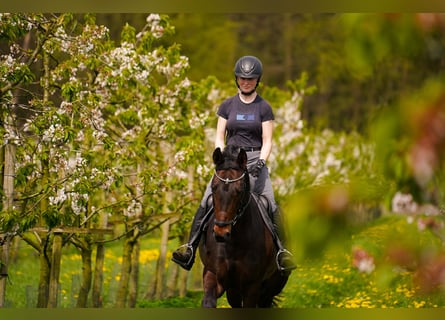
top-left (211, 145), bottom-right (250, 242)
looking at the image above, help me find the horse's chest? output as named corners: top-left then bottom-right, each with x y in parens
top-left (224, 244), bottom-right (270, 273)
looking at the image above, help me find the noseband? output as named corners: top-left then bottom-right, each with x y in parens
top-left (213, 169), bottom-right (251, 228)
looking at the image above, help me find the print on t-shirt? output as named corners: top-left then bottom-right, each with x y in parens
top-left (236, 113), bottom-right (255, 121)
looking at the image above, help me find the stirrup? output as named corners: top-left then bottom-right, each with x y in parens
top-left (276, 248), bottom-right (296, 272)
top-left (172, 243), bottom-right (195, 271)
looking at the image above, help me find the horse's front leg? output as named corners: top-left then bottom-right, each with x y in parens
top-left (226, 288), bottom-right (242, 308)
top-left (202, 269), bottom-right (218, 308)
top-left (242, 284), bottom-right (262, 308)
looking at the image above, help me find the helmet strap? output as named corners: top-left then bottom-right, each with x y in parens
top-left (240, 89), bottom-right (256, 96)
top-left (235, 78), bottom-right (260, 96)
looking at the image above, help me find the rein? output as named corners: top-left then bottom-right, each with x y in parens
top-left (213, 169), bottom-right (251, 228)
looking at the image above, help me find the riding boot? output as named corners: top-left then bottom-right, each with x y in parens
top-left (172, 205), bottom-right (208, 271)
top-left (271, 207), bottom-right (297, 272)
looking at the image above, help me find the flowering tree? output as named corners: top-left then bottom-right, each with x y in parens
top-left (0, 13), bottom-right (216, 307)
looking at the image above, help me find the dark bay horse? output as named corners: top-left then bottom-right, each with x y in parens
top-left (199, 145), bottom-right (289, 308)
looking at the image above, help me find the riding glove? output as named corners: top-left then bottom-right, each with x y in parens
top-left (250, 159), bottom-right (266, 177)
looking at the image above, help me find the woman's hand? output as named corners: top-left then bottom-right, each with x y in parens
top-left (250, 159), bottom-right (265, 177)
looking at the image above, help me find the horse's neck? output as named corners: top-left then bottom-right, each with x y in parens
top-left (233, 198), bottom-right (264, 237)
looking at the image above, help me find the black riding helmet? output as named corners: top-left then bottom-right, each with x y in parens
top-left (234, 55), bottom-right (262, 95)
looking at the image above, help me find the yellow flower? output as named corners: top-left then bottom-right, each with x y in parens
top-left (413, 300), bottom-right (426, 308)
top-left (139, 249), bottom-right (160, 263)
top-left (323, 274), bottom-right (343, 284)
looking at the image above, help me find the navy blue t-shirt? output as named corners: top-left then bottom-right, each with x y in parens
top-left (216, 94), bottom-right (274, 148)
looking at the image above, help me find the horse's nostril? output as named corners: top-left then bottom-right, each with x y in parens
top-left (214, 233), bottom-right (225, 242)
top-left (213, 228), bottom-right (231, 242)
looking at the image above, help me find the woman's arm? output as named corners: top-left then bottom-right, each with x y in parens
top-left (215, 116), bottom-right (227, 150)
top-left (260, 120), bottom-right (273, 161)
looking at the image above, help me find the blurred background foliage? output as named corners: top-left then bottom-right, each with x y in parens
top-left (95, 13), bottom-right (445, 132)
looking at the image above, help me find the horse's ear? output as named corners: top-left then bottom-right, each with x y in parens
top-left (213, 147), bottom-right (223, 165)
top-left (237, 148), bottom-right (248, 169)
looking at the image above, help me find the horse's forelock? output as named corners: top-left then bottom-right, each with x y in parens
top-left (215, 161), bottom-right (239, 171)
top-left (215, 145), bottom-right (246, 171)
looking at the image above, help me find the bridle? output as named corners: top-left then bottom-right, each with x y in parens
top-left (213, 169), bottom-right (251, 228)
top-left (214, 170), bottom-right (246, 184)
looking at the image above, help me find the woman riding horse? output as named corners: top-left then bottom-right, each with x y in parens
top-left (172, 55), bottom-right (296, 273)
top-left (199, 145), bottom-right (289, 307)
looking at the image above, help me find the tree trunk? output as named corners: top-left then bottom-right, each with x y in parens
top-left (114, 229), bottom-right (137, 307)
top-left (127, 163), bottom-right (142, 307)
top-left (37, 155), bottom-right (51, 308)
top-left (176, 166), bottom-right (195, 297)
top-left (166, 232), bottom-right (189, 298)
top-left (0, 237), bottom-right (10, 308)
top-left (47, 232), bottom-right (62, 308)
top-left (92, 209), bottom-right (108, 307)
top-left (146, 187), bottom-right (172, 300)
top-left (36, 38), bottom-right (52, 309)
top-left (92, 242), bottom-right (105, 307)
top-left (167, 257), bottom-right (190, 298)
top-left (77, 241), bottom-right (92, 307)
top-left (128, 238), bottom-right (140, 307)
top-left (178, 264), bottom-right (189, 297)
top-left (37, 51), bottom-right (51, 305)
top-left (0, 142), bottom-right (15, 307)
top-left (166, 263), bottom-right (178, 298)
top-left (37, 237), bottom-right (50, 308)
top-left (154, 218), bottom-right (170, 299)
top-left (145, 268), bottom-right (156, 300)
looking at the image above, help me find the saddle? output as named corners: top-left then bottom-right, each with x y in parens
top-left (250, 193), bottom-right (276, 239)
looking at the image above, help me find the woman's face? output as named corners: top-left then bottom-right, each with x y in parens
top-left (237, 77), bottom-right (258, 94)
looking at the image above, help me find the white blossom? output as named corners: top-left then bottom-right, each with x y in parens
top-left (49, 187), bottom-right (67, 206)
top-left (124, 198), bottom-right (142, 217)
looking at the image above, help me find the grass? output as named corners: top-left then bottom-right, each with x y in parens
top-left (4, 214), bottom-right (445, 308)
top-left (282, 254), bottom-right (435, 308)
